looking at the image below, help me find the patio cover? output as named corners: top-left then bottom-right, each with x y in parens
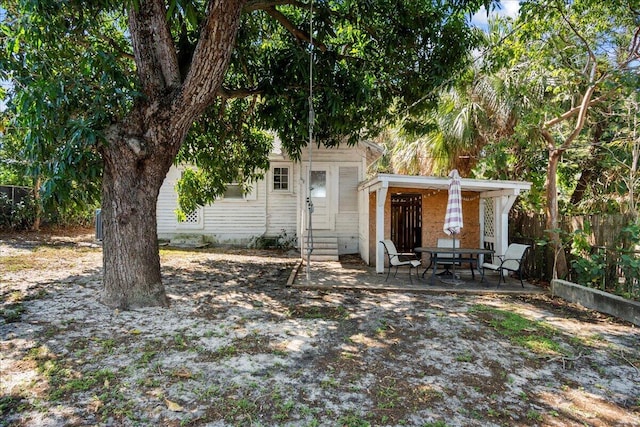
top-left (358, 174), bottom-right (532, 273)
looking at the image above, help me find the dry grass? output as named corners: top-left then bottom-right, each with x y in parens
top-left (1, 231), bottom-right (639, 427)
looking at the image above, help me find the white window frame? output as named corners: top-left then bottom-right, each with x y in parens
top-left (271, 165), bottom-right (292, 193)
top-left (221, 182), bottom-right (257, 201)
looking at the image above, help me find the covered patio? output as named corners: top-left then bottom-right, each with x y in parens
top-left (357, 173), bottom-right (532, 275)
top-left (293, 256), bottom-right (544, 294)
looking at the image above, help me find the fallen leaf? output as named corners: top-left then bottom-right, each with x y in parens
top-left (89, 398), bottom-right (104, 413)
top-left (171, 367), bottom-right (192, 379)
top-left (165, 398), bottom-right (184, 412)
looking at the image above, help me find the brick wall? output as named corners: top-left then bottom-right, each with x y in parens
top-left (369, 187), bottom-right (481, 265)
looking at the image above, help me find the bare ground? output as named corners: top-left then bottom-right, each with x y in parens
top-left (1, 229), bottom-right (639, 427)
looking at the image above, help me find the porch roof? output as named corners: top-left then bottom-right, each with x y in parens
top-left (359, 173), bottom-right (531, 197)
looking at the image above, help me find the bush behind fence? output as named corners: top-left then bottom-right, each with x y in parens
top-left (510, 212), bottom-right (639, 300)
top-left (0, 186), bottom-right (34, 230)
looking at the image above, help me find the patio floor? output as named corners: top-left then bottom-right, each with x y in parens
top-left (292, 255), bottom-right (546, 295)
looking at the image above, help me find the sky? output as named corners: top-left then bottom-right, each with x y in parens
top-left (470, 0), bottom-right (521, 30)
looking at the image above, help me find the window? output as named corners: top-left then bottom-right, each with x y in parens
top-left (223, 184), bottom-right (244, 199)
top-left (221, 183), bottom-right (257, 200)
top-left (310, 170), bottom-right (326, 198)
top-left (273, 167), bottom-right (289, 191)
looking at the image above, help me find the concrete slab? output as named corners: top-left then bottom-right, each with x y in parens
top-left (292, 257), bottom-right (545, 295)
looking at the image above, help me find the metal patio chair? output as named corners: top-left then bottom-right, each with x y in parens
top-left (380, 239), bottom-right (421, 283)
top-left (481, 243), bottom-right (530, 287)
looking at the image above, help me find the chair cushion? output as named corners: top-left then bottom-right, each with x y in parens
top-left (482, 262), bottom-right (500, 270)
top-left (410, 260), bottom-right (421, 267)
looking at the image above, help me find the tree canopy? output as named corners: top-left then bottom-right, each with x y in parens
top-left (1, 0), bottom-right (494, 214)
top-left (1, 0), bottom-right (496, 308)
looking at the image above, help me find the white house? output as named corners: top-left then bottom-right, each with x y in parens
top-left (157, 142), bottom-right (532, 268)
top-left (156, 140), bottom-right (384, 260)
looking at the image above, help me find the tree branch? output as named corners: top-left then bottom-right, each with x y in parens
top-left (99, 35), bottom-right (135, 62)
top-left (178, 0), bottom-right (246, 118)
top-left (558, 4), bottom-right (597, 70)
top-left (543, 93), bottom-right (609, 129)
top-left (244, 0), bottom-right (305, 12)
top-left (621, 25), bottom-right (640, 68)
top-left (217, 86), bottom-right (264, 99)
top-left (128, 0), bottom-right (181, 98)
top-left (540, 128), bottom-right (557, 151)
top-left (264, 6), bottom-right (328, 52)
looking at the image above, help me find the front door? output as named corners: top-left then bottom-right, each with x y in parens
top-left (304, 165), bottom-right (333, 230)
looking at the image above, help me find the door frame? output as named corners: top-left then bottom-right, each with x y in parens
top-left (390, 193), bottom-right (422, 253)
top-left (302, 162), bottom-right (336, 231)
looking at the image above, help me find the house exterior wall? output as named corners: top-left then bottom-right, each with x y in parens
top-left (157, 165), bottom-right (268, 244)
top-left (201, 180), bottom-right (267, 243)
top-left (266, 161), bottom-right (297, 238)
top-left (157, 143), bottom-right (376, 250)
top-left (358, 178), bottom-right (371, 264)
top-left (157, 166), bottom-right (182, 236)
top-left (299, 146), bottom-right (366, 255)
top-left (367, 186), bottom-right (481, 265)
top-left (335, 164), bottom-right (360, 254)
top-left (368, 191), bottom-right (376, 264)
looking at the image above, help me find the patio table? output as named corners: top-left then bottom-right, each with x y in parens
top-left (415, 247), bottom-right (494, 284)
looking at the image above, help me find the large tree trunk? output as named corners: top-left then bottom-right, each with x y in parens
top-left (100, 171), bottom-right (167, 309)
top-left (100, 117), bottom-right (175, 309)
top-left (99, 0), bottom-right (246, 309)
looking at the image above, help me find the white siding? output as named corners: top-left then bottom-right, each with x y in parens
top-left (299, 145), bottom-right (364, 163)
top-left (157, 141), bottom-right (379, 251)
top-left (336, 166), bottom-right (360, 254)
top-left (339, 167), bottom-right (358, 212)
top-left (297, 158), bottom-right (362, 254)
top-left (157, 166), bottom-right (267, 244)
top-left (358, 185), bottom-right (370, 264)
top-left (200, 178), bottom-right (267, 243)
top-left (157, 167), bottom-right (182, 238)
top-left (266, 162), bottom-right (297, 237)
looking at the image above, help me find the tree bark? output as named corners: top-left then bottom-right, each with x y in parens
top-left (100, 0), bottom-right (246, 309)
top-left (100, 112), bottom-right (176, 309)
top-left (544, 146), bottom-right (569, 279)
top-left (569, 122), bottom-right (604, 206)
top-left (100, 154), bottom-right (168, 309)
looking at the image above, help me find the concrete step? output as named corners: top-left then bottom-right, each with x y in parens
top-left (304, 255), bottom-right (339, 262)
top-left (305, 241), bottom-right (338, 249)
top-left (302, 236), bottom-right (339, 261)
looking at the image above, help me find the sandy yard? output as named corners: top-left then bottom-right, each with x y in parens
top-left (1, 229), bottom-right (639, 427)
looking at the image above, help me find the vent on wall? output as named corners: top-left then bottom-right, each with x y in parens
top-left (178, 207), bottom-right (203, 229)
top-left (181, 210), bottom-right (200, 224)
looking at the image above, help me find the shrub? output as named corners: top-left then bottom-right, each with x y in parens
top-left (617, 223), bottom-right (640, 300)
top-left (570, 228), bottom-right (606, 290)
top-left (0, 193), bottom-right (36, 230)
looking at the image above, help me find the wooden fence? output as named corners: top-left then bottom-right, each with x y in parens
top-left (510, 212), bottom-right (639, 297)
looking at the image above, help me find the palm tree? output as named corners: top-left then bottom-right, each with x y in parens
top-left (384, 64), bottom-right (527, 178)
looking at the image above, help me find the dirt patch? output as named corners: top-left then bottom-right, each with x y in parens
top-left (1, 231), bottom-right (639, 427)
